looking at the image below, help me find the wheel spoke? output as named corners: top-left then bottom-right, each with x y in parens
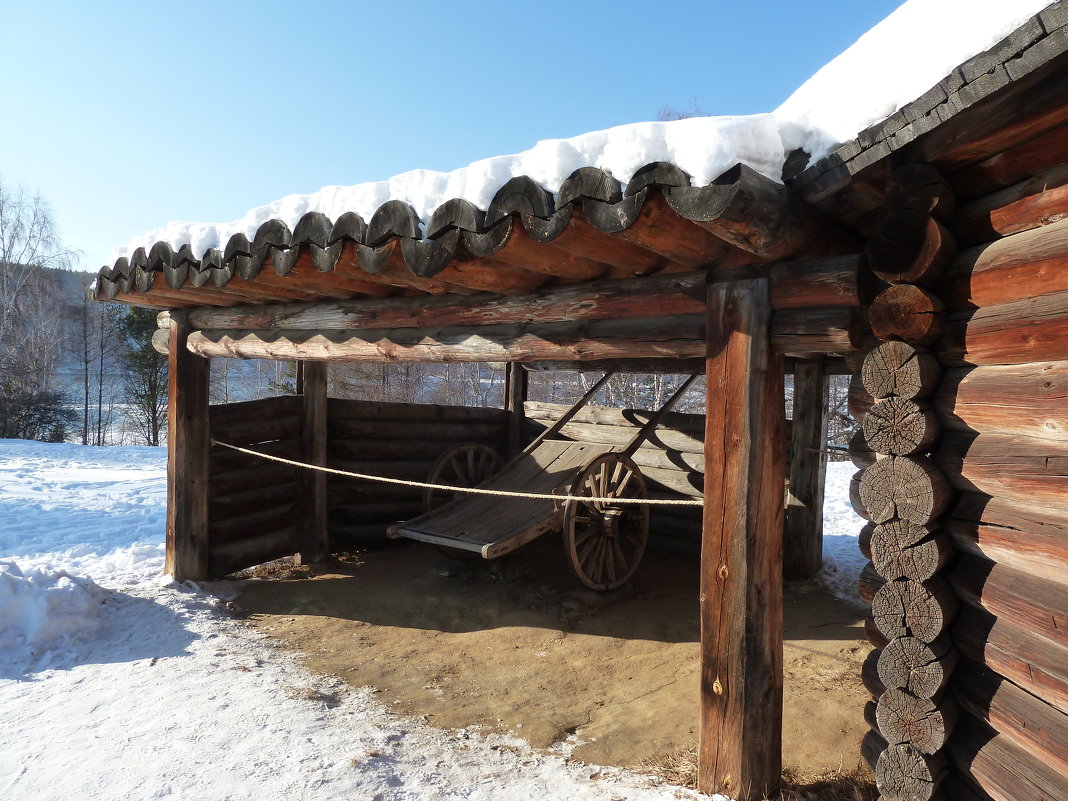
top-left (573, 527), bottom-right (598, 547)
top-left (451, 455), bottom-right (469, 486)
top-left (612, 468), bottom-right (636, 498)
top-left (577, 530), bottom-right (599, 562)
top-left (603, 536), bottom-right (617, 584)
top-left (581, 536), bottom-right (603, 579)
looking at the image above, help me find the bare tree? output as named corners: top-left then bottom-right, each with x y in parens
top-left (0, 181), bottom-right (74, 380)
top-left (0, 180), bottom-right (79, 441)
top-left (656, 98), bottom-right (708, 121)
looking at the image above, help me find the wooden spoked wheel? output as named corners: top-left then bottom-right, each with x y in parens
top-left (424, 443), bottom-right (505, 560)
top-left (424, 443), bottom-right (505, 512)
top-left (563, 453), bottom-right (649, 591)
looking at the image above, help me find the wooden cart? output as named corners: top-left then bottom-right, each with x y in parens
top-left (387, 373), bottom-right (700, 590)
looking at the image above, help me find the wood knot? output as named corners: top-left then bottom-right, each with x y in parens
top-left (718, 565), bottom-right (729, 580)
top-left (712, 678), bottom-right (724, 695)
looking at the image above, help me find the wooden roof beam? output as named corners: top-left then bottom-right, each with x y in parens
top-left (660, 163), bottom-right (860, 260)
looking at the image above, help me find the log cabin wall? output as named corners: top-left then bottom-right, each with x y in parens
top-left (207, 395), bottom-right (304, 576)
top-left (853, 157), bottom-right (1068, 798)
top-left (326, 398), bottom-right (508, 543)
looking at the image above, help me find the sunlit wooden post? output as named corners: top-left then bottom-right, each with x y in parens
top-left (165, 309), bottom-right (210, 582)
top-left (700, 276), bottom-right (786, 800)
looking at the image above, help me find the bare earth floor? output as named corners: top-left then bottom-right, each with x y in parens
top-left (235, 538), bottom-right (872, 783)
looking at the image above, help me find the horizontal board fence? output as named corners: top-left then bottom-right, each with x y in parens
top-left (208, 395), bottom-right (304, 576)
top-left (326, 398), bottom-right (508, 545)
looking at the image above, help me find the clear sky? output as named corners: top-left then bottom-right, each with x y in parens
top-left (2, 0), bottom-right (903, 273)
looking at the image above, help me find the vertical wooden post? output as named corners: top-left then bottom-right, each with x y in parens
top-left (700, 276), bottom-right (786, 800)
top-left (300, 360), bottom-right (329, 563)
top-left (165, 310), bottom-right (210, 582)
top-left (504, 362), bottom-right (528, 457)
top-left (784, 358), bottom-right (829, 580)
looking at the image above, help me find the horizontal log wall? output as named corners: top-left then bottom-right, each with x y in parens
top-left (929, 127), bottom-right (1068, 801)
top-left (327, 398), bottom-right (508, 543)
top-left (208, 395), bottom-right (304, 576)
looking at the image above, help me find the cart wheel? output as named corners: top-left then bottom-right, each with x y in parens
top-left (424, 443), bottom-right (505, 561)
top-left (563, 453), bottom-right (649, 591)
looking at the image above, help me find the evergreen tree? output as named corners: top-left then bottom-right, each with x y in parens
top-left (114, 307), bottom-right (167, 445)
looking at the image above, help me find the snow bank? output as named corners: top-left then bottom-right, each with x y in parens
top-left (113, 0), bottom-right (1053, 266)
top-left (0, 563), bottom-right (105, 667)
top-left (0, 440), bottom-right (167, 584)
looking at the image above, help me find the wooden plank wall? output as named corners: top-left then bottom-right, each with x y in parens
top-left (327, 398), bottom-right (508, 543)
top-left (853, 144), bottom-right (1068, 800)
top-left (207, 395), bottom-right (304, 576)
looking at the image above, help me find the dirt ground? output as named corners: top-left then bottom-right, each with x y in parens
top-left (235, 537), bottom-right (872, 780)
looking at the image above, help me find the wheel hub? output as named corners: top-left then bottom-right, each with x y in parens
top-left (602, 508), bottom-right (624, 537)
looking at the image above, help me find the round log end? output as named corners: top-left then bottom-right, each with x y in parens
top-left (861, 340), bottom-right (942, 400)
top-left (869, 285), bottom-right (946, 346)
top-left (858, 456), bottom-right (952, 526)
top-left (863, 397), bottom-right (940, 456)
top-left (876, 743), bottom-right (946, 801)
top-left (866, 209), bottom-right (956, 285)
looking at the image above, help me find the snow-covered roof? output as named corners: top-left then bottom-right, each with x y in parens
top-left (113, 0), bottom-right (1052, 265)
top-left (95, 0), bottom-right (1063, 307)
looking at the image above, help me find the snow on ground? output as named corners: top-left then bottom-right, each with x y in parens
top-left (0, 439), bottom-right (724, 801)
top-left (820, 461), bottom-right (868, 607)
top-left (114, 0), bottom-right (1053, 266)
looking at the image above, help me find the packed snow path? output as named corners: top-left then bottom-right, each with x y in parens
top-left (0, 440), bottom-right (863, 800)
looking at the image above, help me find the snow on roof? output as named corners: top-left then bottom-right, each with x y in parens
top-left (115, 0), bottom-right (1054, 266)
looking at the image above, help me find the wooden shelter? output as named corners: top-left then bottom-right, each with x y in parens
top-left (96, 5), bottom-right (1068, 798)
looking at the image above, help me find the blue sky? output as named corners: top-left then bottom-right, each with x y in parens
top-left (2, 0), bottom-right (902, 273)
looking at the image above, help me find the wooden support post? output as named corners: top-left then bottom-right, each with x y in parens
top-left (295, 360), bottom-right (305, 395)
top-left (700, 276), bottom-right (786, 800)
top-left (165, 310), bottom-right (210, 582)
top-left (300, 360), bottom-right (329, 563)
top-left (784, 358), bottom-right (829, 580)
top-left (504, 362), bottom-right (528, 457)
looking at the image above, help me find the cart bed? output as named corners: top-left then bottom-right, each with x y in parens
top-left (387, 439), bottom-right (621, 558)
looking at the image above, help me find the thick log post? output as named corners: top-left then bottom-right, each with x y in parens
top-left (504, 362), bottom-right (528, 457)
top-left (166, 310), bottom-right (210, 582)
top-left (784, 358), bottom-right (828, 580)
top-left (700, 276), bottom-right (786, 800)
top-left (300, 361), bottom-right (329, 563)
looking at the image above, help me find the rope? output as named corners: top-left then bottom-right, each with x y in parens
top-left (211, 439), bottom-right (704, 507)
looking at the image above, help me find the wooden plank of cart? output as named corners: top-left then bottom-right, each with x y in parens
top-left (387, 373), bottom-right (700, 591)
